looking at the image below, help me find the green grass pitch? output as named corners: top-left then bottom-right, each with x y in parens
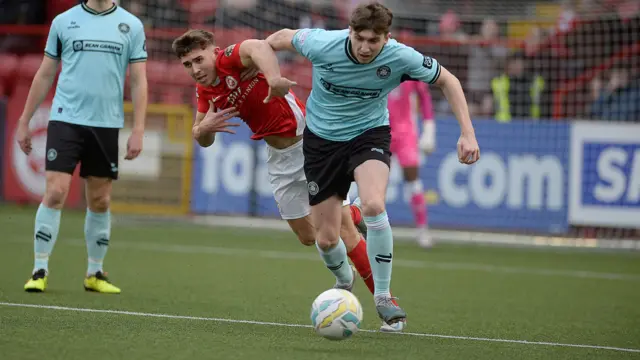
top-left (1, 203), bottom-right (639, 359)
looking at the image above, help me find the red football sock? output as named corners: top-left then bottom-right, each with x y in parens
top-left (347, 238), bottom-right (375, 294)
top-left (349, 205), bottom-right (362, 226)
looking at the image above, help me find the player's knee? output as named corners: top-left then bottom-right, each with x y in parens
top-left (316, 231), bottom-right (340, 251)
top-left (287, 217), bottom-right (316, 246)
top-left (297, 232), bottom-right (316, 247)
top-left (87, 192), bottom-right (111, 212)
top-left (293, 226), bottom-right (316, 246)
top-left (360, 198), bottom-right (386, 217)
top-left (43, 173), bottom-right (71, 209)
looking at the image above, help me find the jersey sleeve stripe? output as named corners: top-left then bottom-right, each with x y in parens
top-left (428, 63), bottom-right (442, 84)
top-left (44, 51), bottom-right (60, 60)
top-left (129, 57), bottom-right (147, 63)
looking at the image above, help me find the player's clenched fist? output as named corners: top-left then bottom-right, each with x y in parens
top-left (457, 131), bottom-right (480, 165)
top-left (264, 77), bottom-right (297, 103)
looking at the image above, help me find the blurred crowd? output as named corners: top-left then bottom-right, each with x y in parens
top-left (0, 0), bottom-right (638, 122)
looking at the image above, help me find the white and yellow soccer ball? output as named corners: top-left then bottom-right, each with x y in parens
top-left (310, 289), bottom-right (363, 340)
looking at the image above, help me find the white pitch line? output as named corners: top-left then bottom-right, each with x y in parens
top-left (1, 302), bottom-right (638, 354)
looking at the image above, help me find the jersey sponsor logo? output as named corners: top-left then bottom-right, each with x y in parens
top-left (143, 40), bottom-right (146, 52)
top-left (376, 65), bottom-right (391, 79)
top-left (224, 44), bottom-right (235, 57)
top-left (320, 63), bottom-right (334, 72)
top-left (118, 23), bottom-right (130, 34)
top-left (423, 56), bottom-right (433, 69)
top-left (319, 78), bottom-right (381, 99)
top-left (67, 21), bottom-right (80, 30)
top-left (72, 40), bottom-right (124, 55)
top-left (226, 76), bottom-right (238, 90)
top-left (228, 77), bottom-right (259, 108)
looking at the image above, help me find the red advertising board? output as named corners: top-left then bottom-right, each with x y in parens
top-left (3, 82), bottom-right (83, 207)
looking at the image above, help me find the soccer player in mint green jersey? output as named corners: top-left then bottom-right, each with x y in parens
top-left (267, 2), bottom-right (480, 331)
top-left (16, 0), bottom-right (148, 294)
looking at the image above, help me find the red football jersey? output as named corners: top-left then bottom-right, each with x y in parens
top-left (196, 41), bottom-right (306, 140)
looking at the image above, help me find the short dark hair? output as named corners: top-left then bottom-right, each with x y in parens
top-left (349, 2), bottom-right (393, 35)
top-left (172, 29), bottom-right (215, 58)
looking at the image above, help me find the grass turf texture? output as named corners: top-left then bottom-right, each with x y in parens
top-left (1, 203), bottom-right (639, 360)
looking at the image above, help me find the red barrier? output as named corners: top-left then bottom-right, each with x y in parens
top-left (2, 81), bottom-right (84, 207)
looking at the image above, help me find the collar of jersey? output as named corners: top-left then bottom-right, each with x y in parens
top-left (344, 36), bottom-right (386, 65)
top-left (81, 1), bottom-right (118, 16)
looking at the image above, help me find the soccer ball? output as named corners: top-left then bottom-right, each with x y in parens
top-left (310, 289), bottom-right (363, 340)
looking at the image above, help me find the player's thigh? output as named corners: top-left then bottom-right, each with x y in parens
top-left (43, 121), bottom-right (85, 206)
top-left (310, 195), bottom-right (344, 249)
top-left (79, 126), bottom-right (119, 181)
top-left (43, 171), bottom-right (73, 208)
top-left (348, 126), bottom-right (392, 216)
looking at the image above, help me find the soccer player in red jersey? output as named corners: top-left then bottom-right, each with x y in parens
top-left (171, 30), bottom-right (401, 330)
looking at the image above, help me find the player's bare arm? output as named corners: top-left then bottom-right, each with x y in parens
top-left (433, 66), bottom-right (480, 164)
top-left (238, 39), bottom-right (297, 103)
top-left (192, 111), bottom-right (213, 147)
top-left (265, 29), bottom-right (299, 52)
top-left (126, 61), bottom-right (148, 160)
top-left (193, 101), bottom-right (240, 147)
top-left (16, 56), bottom-right (60, 155)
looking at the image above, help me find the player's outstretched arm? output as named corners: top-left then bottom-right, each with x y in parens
top-left (265, 29), bottom-right (299, 52)
top-left (16, 56), bottom-right (59, 155)
top-left (238, 39), bottom-right (296, 102)
top-left (126, 61), bottom-right (148, 160)
top-left (433, 66), bottom-right (480, 164)
top-left (239, 40), bottom-right (282, 83)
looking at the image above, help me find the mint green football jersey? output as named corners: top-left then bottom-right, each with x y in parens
top-left (45, 2), bottom-right (147, 128)
top-left (292, 28), bottom-right (441, 141)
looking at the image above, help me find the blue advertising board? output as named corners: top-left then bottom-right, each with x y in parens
top-left (371, 118), bottom-right (571, 234)
top-left (190, 123), bottom-right (280, 216)
top-left (569, 122), bottom-right (640, 228)
top-left (191, 117), bottom-right (571, 234)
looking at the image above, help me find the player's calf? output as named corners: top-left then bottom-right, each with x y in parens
top-left (312, 196), bottom-right (354, 287)
top-left (26, 171), bottom-right (70, 288)
top-left (84, 177), bottom-right (113, 278)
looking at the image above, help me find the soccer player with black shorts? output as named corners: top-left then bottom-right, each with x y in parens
top-left (17, 0), bottom-right (148, 294)
top-left (267, 2), bottom-right (480, 331)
